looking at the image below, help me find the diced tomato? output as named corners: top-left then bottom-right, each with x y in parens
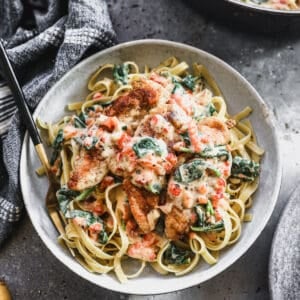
top-left (92, 92), bottom-right (103, 100)
top-left (168, 183), bottom-right (182, 197)
top-left (101, 117), bottom-right (118, 132)
top-left (117, 132), bottom-right (131, 149)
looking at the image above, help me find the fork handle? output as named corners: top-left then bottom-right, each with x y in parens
top-left (35, 144), bottom-right (50, 172)
top-left (0, 41), bottom-right (51, 172)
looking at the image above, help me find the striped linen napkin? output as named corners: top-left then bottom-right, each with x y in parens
top-left (0, 0), bottom-right (116, 246)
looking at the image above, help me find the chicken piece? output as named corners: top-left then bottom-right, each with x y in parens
top-left (123, 179), bottom-right (159, 233)
top-left (165, 206), bottom-right (189, 240)
top-left (198, 117), bottom-right (230, 145)
top-left (134, 114), bottom-right (179, 148)
top-left (104, 79), bottom-right (162, 129)
top-left (68, 148), bottom-right (107, 191)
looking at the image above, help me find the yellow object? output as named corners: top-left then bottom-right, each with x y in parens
top-left (0, 280), bottom-right (12, 300)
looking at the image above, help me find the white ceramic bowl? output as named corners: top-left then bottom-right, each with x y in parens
top-left (20, 39), bottom-right (281, 295)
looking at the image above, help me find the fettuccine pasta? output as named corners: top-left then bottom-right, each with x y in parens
top-left (38, 57), bottom-right (264, 283)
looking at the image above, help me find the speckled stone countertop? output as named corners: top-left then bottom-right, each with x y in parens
top-left (1, 1), bottom-right (300, 299)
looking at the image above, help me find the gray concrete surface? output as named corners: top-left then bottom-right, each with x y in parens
top-left (1, 0), bottom-right (300, 299)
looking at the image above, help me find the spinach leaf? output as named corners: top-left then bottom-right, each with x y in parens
top-left (98, 230), bottom-right (108, 245)
top-left (56, 187), bottom-right (80, 215)
top-left (75, 186), bottom-right (95, 201)
top-left (132, 137), bottom-right (163, 158)
top-left (67, 210), bottom-right (99, 226)
top-left (113, 63), bottom-right (130, 85)
top-left (74, 135), bottom-right (98, 150)
top-left (78, 112), bottom-right (88, 123)
top-left (181, 75), bottom-right (197, 91)
top-left (51, 129), bottom-right (64, 165)
top-left (171, 77), bottom-right (184, 94)
top-left (163, 243), bottom-right (193, 265)
top-left (206, 200), bottom-right (214, 216)
top-left (52, 129), bottom-right (64, 149)
top-left (191, 221), bottom-right (224, 232)
top-left (231, 156), bottom-right (260, 181)
top-left (66, 210), bottom-right (109, 244)
top-left (192, 204), bottom-right (224, 232)
top-left (74, 116), bottom-right (86, 128)
top-left (200, 145), bottom-right (229, 160)
top-left (194, 205), bottom-right (205, 227)
top-left (174, 159), bottom-right (205, 183)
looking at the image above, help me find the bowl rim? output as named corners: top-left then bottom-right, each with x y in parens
top-left (20, 39), bottom-right (282, 295)
top-left (226, 0), bottom-right (300, 15)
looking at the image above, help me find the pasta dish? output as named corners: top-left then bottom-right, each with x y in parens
top-left (240, 0), bottom-right (300, 10)
top-left (37, 57), bottom-right (264, 282)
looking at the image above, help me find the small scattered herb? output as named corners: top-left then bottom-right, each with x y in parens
top-left (231, 156), bottom-right (260, 181)
top-left (113, 63), bottom-right (130, 85)
top-left (163, 243), bottom-right (193, 265)
top-left (132, 137), bottom-right (163, 158)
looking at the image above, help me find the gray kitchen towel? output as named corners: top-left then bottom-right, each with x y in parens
top-left (0, 0), bottom-right (116, 246)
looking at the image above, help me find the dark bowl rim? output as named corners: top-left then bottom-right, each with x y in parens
top-left (226, 0), bottom-right (300, 15)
